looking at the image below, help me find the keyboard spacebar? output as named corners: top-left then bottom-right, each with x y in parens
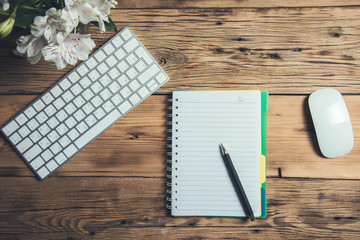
top-left (75, 109), bottom-right (121, 149)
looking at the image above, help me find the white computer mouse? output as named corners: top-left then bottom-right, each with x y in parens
top-left (308, 88), bottom-right (354, 158)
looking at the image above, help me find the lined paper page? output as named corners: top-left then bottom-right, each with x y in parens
top-left (170, 91), bottom-right (261, 217)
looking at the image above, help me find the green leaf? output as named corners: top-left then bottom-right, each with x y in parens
top-left (91, 17), bottom-right (117, 32)
top-left (14, 6), bottom-right (46, 28)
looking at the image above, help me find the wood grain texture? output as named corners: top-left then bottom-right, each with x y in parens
top-left (115, 0), bottom-right (360, 8)
top-left (1, 177), bottom-right (360, 239)
top-left (2, 7), bottom-right (360, 94)
top-left (1, 95), bottom-right (359, 179)
top-left (1, 1), bottom-right (360, 239)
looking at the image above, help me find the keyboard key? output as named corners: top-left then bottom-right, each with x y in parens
top-left (29, 131), bottom-right (42, 142)
top-left (112, 36), bottom-right (124, 47)
top-left (138, 64), bottom-right (160, 84)
top-left (50, 86), bottom-right (63, 98)
top-left (24, 106), bottom-right (36, 119)
top-left (67, 129), bottom-right (79, 140)
top-left (37, 166), bottom-right (50, 179)
top-left (39, 137), bottom-right (51, 149)
top-left (94, 108), bottom-right (105, 119)
top-left (76, 121), bottom-right (88, 133)
top-left (114, 48), bottom-right (126, 60)
top-left (117, 75), bottom-right (129, 86)
top-left (75, 109), bottom-right (121, 149)
top-left (55, 152), bottom-right (67, 164)
top-left (126, 67), bottom-right (137, 79)
top-left (46, 160), bottom-right (58, 171)
top-left (71, 83), bottom-right (82, 95)
top-left (85, 115), bottom-right (97, 126)
top-left (53, 98), bottom-right (65, 110)
top-left (68, 71), bottom-right (80, 83)
top-left (30, 156), bottom-right (45, 170)
top-left (119, 101), bottom-right (132, 114)
top-left (120, 87), bottom-right (131, 98)
top-left (82, 102), bottom-right (95, 115)
top-left (135, 60), bottom-right (147, 72)
top-left (129, 80), bottom-right (140, 91)
top-left (109, 68), bottom-right (120, 79)
top-left (55, 109), bottom-right (68, 122)
top-left (15, 113), bottom-right (27, 125)
top-left (59, 135), bottom-right (71, 147)
top-left (124, 38), bottom-right (139, 52)
top-left (24, 144), bottom-right (42, 162)
top-left (117, 61), bottom-right (129, 72)
top-left (48, 130), bottom-right (60, 142)
top-left (91, 96), bottom-right (103, 107)
top-left (91, 82), bottom-right (102, 94)
top-left (27, 118), bottom-right (39, 131)
top-left (42, 92), bottom-right (54, 104)
top-left (38, 124), bottom-right (50, 136)
top-left (59, 78), bottom-right (71, 90)
top-left (104, 43), bottom-right (115, 54)
top-left (126, 53), bottom-right (137, 65)
top-left (156, 72), bottom-right (168, 84)
top-left (56, 123), bottom-right (68, 135)
top-left (17, 137), bottom-right (32, 153)
top-left (35, 112), bottom-right (48, 124)
top-left (65, 116), bottom-right (77, 128)
top-left (89, 69), bottom-right (100, 81)
top-left (64, 103), bottom-right (76, 115)
top-left (34, 99), bottom-right (45, 111)
top-left (74, 109), bottom-right (86, 121)
top-left (138, 86), bottom-right (150, 98)
top-left (103, 100), bottom-right (114, 112)
top-left (64, 144), bottom-right (77, 157)
top-left (100, 75), bottom-right (111, 87)
top-left (41, 149), bottom-right (53, 162)
top-left (111, 94), bottom-right (123, 105)
top-left (97, 62), bottom-right (109, 74)
top-left (100, 89), bottom-right (111, 100)
top-left (85, 57), bottom-right (97, 69)
top-left (2, 120), bottom-right (19, 136)
top-left (44, 105), bottom-right (57, 117)
top-left (79, 76), bottom-right (91, 89)
top-left (50, 142), bottom-right (62, 155)
top-left (47, 116), bottom-right (59, 129)
top-left (77, 64), bottom-right (88, 76)
top-left (135, 47), bottom-right (153, 65)
top-left (73, 96), bottom-right (86, 108)
top-left (62, 90), bottom-right (74, 102)
top-left (94, 50), bottom-right (106, 62)
top-left (129, 93), bottom-right (140, 105)
top-left (18, 125), bottom-right (31, 138)
top-left (147, 79), bottom-right (159, 91)
top-left (109, 82), bottom-right (120, 93)
top-left (9, 132), bottom-right (22, 145)
top-left (121, 28), bottom-right (132, 40)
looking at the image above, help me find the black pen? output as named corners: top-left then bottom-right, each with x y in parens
top-left (220, 143), bottom-right (255, 221)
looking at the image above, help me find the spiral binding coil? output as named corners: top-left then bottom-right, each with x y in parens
top-left (166, 95), bottom-right (179, 212)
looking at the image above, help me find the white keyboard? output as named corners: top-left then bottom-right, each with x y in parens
top-left (1, 27), bottom-right (169, 180)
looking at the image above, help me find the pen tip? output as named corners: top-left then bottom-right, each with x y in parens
top-left (220, 143), bottom-right (227, 155)
top-left (250, 214), bottom-right (255, 221)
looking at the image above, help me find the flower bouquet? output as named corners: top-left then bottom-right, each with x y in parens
top-left (0, 0), bottom-right (117, 69)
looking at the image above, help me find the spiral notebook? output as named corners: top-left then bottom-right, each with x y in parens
top-left (167, 91), bottom-right (268, 218)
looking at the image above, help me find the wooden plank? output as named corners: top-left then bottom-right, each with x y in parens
top-left (108, 0), bottom-right (360, 8)
top-left (2, 7), bottom-right (360, 94)
top-left (0, 95), bottom-right (359, 179)
top-left (0, 177), bottom-right (359, 239)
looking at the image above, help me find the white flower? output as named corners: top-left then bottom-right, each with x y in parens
top-left (1, 0), bottom-right (9, 11)
top-left (42, 32), bottom-right (95, 69)
top-left (87, 0), bottom-right (118, 33)
top-left (62, 0), bottom-right (101, 29)
top-left (14, 35), bottom-right (46, 64)
top-left (31, 8), bottom-right (64, 43)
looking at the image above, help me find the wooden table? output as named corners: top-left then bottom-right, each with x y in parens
top-left (1, 1), bottom-right (360, 239)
